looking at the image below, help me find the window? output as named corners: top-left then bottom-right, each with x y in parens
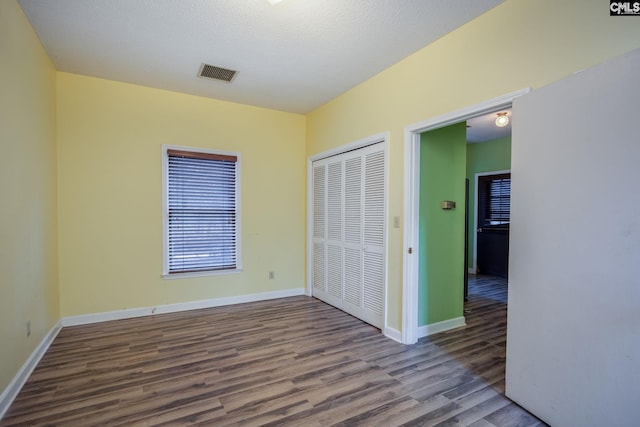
top-left (484, 174), bottom-right (511, 226)
top-left (163, 146), bottom-right (240, 276)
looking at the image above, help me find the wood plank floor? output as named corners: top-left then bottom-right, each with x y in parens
top-left (1, 276), bottom-right (547, 426)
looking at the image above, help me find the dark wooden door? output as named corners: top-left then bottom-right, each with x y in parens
top-left (476, 173), bottom-right (510, 277)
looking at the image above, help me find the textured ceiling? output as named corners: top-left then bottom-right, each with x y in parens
top-left (19, 0), bottom-right (504, 114)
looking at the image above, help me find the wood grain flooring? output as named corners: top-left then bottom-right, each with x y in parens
top-left (1, 276), bottom-right (547, 426)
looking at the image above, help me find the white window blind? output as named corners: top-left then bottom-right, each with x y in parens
top-left (166, 148), bottom-right (238, 274)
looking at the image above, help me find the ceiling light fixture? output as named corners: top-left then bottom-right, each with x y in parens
top-left (495, 112), bottom-right (510, 128)
top-left (266, 0), bottom-right (284, 4)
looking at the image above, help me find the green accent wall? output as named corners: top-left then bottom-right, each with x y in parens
top-left (419, 123), bottom-right (467, 326)
top-left (466, 137), bottom-right (512, 267)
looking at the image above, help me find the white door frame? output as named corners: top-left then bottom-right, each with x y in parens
top-left (401, 89), bottom-right (530, 345)
top-left (306, 132), bottom-right (390, 333)
top-left (471, 169), bottom-right (511, 274)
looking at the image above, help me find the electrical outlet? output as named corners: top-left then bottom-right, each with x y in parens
top-left (27, 320), bottom-right (31, 337)
top-left (269, 271), bottom-right (275, 280)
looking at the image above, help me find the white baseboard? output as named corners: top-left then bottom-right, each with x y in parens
top-left (61, 288), bottom-right (306, 327)
top-left (418, 316), bottom-right (466, 338)
top-left (384, 326), bottom-right (402, 343)
top-left (0, 320), bottom-right (62, 420)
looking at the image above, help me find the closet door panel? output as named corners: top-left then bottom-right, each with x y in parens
top-left (312, 163), bottom-right (327, 295)
top-left (363, 251), bottom-right (384, 315)
top-left (313, 164), bottom-right (326, 240)
top-left (344, 156), bottom-right (362, 245)
top-left (327, 244), bottom-right (343, 302)
top-left (361, 148), bottom-right (385, 325)
top-left (342, 155), bottom-right (363, 312)
top-left (326, 160), bottom-right (344, 303)
top-left (313, 242), bottom-right (325, 293)
top-left (363, 149), bottom-right (385, 250)
top-left (327, 161), bottom-right (343, 242)
top-left (343, 247), bottom-right (362, 308)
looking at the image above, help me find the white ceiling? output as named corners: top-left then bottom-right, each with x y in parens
top-left (19, 0), bottom-right (504, 114)
top-left (467, 108), bottom-right (512, 143)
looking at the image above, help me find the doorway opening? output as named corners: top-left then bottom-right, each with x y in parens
top-left (473, 171), bottom-right (511, 278)
top-left (401, 88), bottom-right (529, 345)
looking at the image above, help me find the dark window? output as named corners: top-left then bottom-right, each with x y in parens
top-left (484, 174), bottom-right (511, 226)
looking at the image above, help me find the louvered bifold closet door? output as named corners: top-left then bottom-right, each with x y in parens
top-left (311, 142), bottom-right (385, 329)
top-left (343, 156), bottom-right (363, 314)
top-left (312, 164), bottom-right (327, 294)
top-left (323, 160), bottom-right (344, 307)
top-left (361, 149), bottom-right (385, 325)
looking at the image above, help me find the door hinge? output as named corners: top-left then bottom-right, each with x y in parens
top-left (408, 247), bottom-right (413, 254)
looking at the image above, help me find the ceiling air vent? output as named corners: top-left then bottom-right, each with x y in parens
top-left (198, 63), bottom-right (238, 83)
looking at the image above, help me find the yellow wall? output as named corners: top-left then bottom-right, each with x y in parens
top-left (57, 73), bottom-right (306, 316)
top-left (0, 1), bottom-right (60, 391)
top-left (306, 0), bottom-right (640, 330)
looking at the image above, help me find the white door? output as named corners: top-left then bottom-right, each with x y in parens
top-left (505, 49), bottom-right (640, 427)
top-left (312, 143), bottom-right (385, 328)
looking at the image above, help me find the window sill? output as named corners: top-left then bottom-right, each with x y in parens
top-left (162, 268), bottom-right (243, 280)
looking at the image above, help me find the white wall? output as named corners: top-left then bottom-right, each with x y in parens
top-left (506, 49), bottom-right (640, 426)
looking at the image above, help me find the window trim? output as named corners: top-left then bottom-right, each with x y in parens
top-left (162, 144), bottom-right (242, 279)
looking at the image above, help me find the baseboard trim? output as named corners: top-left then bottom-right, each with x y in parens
top-left (418, 316), bottom-right (466, 338)
top-left (384, 326), bottom-right (402, 343)
top-left (0, 320), bottom-right (63, 420)
top-left (61, 288), bottom-right (306, 327)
